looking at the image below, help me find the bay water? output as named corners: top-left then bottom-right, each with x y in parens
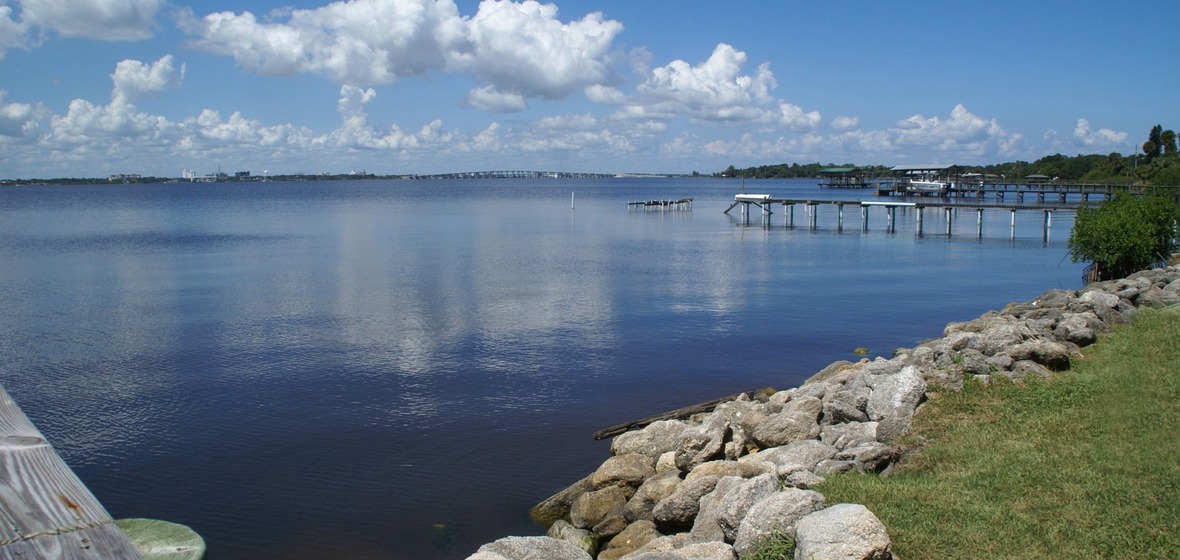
top-left (0, 178), bottom-right (1084, 558)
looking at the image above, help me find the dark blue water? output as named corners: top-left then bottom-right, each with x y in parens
top-left (0, 179), bottom-right (1083, 559)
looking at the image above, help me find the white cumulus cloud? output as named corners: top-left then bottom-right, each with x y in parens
top-left (0, 90), bottom-right (48, 138)
top-left (1071, 118), bottom-right (1128, 150)
top-left (179, 0), bottom-right (466, 85)
top-left (330, 84), bottom-right (452, 149)
top-left (830, 116), bottom-right (859, 132)
top-left (179, 0), bottom-right (623, 106)
top-left (111, 55), bottom-right (184, 105)
top-left (451, 0), bottom-right (622, 102)
top-left (891, 104), bottom-right (1017, 157)
top-left (0, 3), bottom-right (29, 59)
top-left (37, 55), bottom-right (180, 144)
top-left (466, 85), bottom-right (527, 113)
top-left (21, 0), bottom-right (162, 40)
top-left (605, 43), bottom-right (820, 131)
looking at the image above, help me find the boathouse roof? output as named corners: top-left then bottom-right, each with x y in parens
top-left (818, 167), bottom-right (859, 175)
top-left (890, 164), bottom-right (956, 172)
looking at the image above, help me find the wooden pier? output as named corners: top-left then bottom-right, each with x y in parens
top-left (627, 198), bottom-right (694, 211)
top-left (874, 179), bottom-right (1134, 203)
top-left (725, 194), bottom-right (1080, 239)
top-left (0, 384), bottom-right (145, 558)
top-left (0, 385), bottom-right (206, 559)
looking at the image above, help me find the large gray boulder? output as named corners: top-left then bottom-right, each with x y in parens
top-left (792, 504), bottom-right (892, 560)
top-left (955, 348), bottom-right (991, 376)
top-left (742, 439), bottom-right (838, 476)
top-left (751, 410), bottom-right (821, 448)
top-left (978, 320), bottom-right (1038, 356)
top-left (1005, 359), bottom-right (1052, 382)
top-left (592, 453), bottom-right (656, 491)
top-left (1137, 286), bottom-right (1180, 308)
top-left (652, 475), bottom-right (719, 530)
top-left (612, 420), bottom-right (692, 459)
top-left (692, 473), bottom-right (779, 542)
top-left (1005, 339), bottom-right (1073, 371)
top-left (834, 442), bottom-right (898, 473)
top-left (820, 421), bottom-right (879, 451)
top-left (625, 471), bottom-right (681, 523)
top-left (531, 475), bottom-right (593, 527)
top-left (546, 520), bottom-right (597, 557)
top-left (686, 459), bottom-right (772, 481)
top-left (1031, 288), bottom-right (1077, 309)
top-left (597, 520), bottom-right (662, 560)
top-left (675, 414), bottom-right (728, 472)
top-left (858, 357), bottom-right (905, 379)
top-left (865, 366), bottom-right (926, 442)
top-left (467, 536), bottom-right (593, 560)
top-left (1053, 311), bottom-right (1102, 345)
top-left (903, 345), bottom-right (962, 391)
top-left (823, 385), bottom-right (870, 424)
top-left (570, 485), bottom-right (628, 532)
top-left (731, 488), bottom-right (826, 556)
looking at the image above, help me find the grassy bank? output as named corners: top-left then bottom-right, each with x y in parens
top-left (817, 308), bottom-right (1180, 559)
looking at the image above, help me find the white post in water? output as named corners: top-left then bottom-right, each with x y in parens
top-left (571, 192), bottom-right (574, 211)
top-left (977, 208), bottom-right (984, 238)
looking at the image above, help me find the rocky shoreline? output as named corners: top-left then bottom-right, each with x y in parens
top-left (467, 264), bottom-right (1180, 560)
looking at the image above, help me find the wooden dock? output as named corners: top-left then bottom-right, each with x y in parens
top-left (869, 177), bottom-right (1180, 204)
top-left (627, 198), bottom-right (693, 211)
top-left (0, 385), bottom-right (144, 559)
top-left (725, 194), bottom-right (1082, 238)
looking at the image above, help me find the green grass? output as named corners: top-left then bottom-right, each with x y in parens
top-left (817, 308), bottom-right (1180, 559)
top-left (745, 530), bottom-right (795, 560)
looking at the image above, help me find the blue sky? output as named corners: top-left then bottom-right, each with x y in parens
top-left (0, 0), bottom-right (1175, 178)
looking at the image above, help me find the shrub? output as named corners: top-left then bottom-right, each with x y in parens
top-left (1068, 191), bottom-right (1180, 281)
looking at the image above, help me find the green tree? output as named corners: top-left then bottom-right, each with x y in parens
top-left (1150, 125), bottom-right (1164, 154)
top-left (1069, 191), bottom-right (1180, 281)
top-left (1161, 129), bottom-right (1177, 155)
top-left (1143, 140), bottom-right (1159, 159)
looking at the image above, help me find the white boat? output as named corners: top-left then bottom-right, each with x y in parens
top-left (908, 180), bottom-right (947, 195)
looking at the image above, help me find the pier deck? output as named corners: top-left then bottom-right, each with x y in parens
top-left (0, 385), bottom-right (143, 559)
top-left (725, 195), bottom-right (1083, 238)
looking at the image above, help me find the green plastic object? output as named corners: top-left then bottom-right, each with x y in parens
top-left (115, 518), bottom-right (207, 560)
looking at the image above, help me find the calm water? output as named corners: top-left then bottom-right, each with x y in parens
top-left (0, 179), bottom-right (1083, 559)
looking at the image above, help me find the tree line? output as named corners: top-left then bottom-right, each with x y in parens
top-left (720, 124), bottom-right (1180, 186)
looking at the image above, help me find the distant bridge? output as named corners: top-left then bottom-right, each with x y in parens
top-left (406, 170), bottom-right (616, 180)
